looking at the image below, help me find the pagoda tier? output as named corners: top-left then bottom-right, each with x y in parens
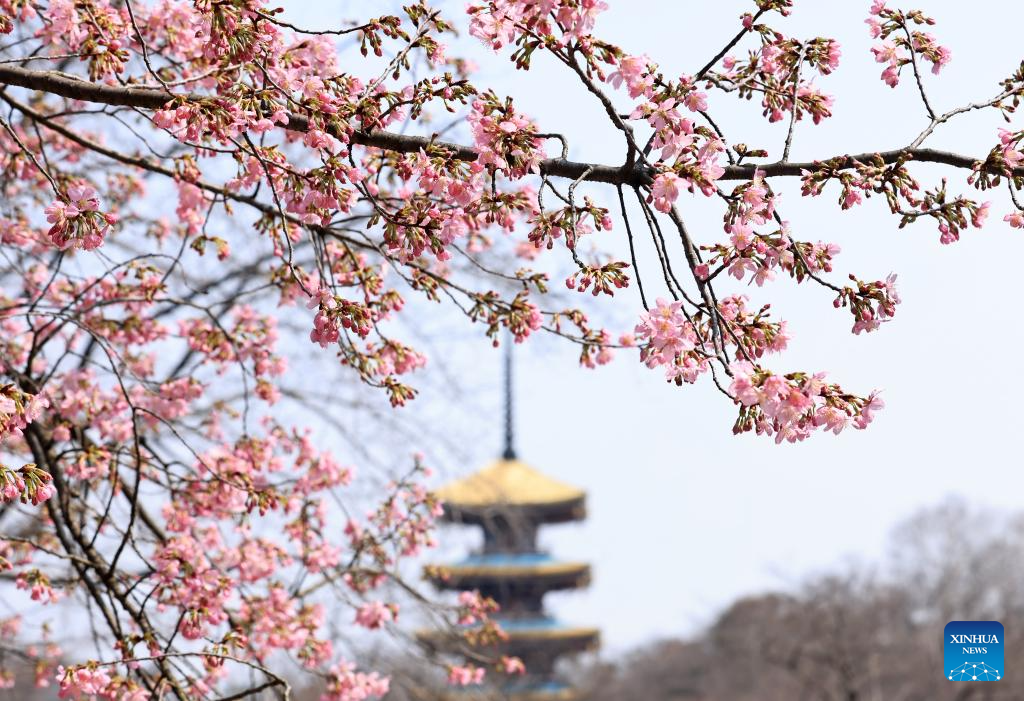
top-left (418, 616), bottom-right (600, 664)
top-left (427, 553), bottom-right (591, 597)
top-left (489, 617), bottom-right (600, 662)
top-left (435, 459), bottom-right (586, 528)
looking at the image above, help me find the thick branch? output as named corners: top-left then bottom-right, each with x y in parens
top-left (0, 64), bottom-right (999, 186)
top-left (0, 65), bottom-right (648, 184)
top-left (734, 148), bottom-right (984, 177)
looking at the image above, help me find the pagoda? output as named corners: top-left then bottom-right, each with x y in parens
top-left (419, 346), bottom-right (599, 701)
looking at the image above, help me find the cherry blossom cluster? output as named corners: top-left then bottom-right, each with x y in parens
top-left (448, 663), bottom-right (486, 686)
top-left (181, 306), bottom-right (286, 402)
top-left (469, 291), bottom-right (544, 344)
top-left (834, 274), bottom-right (901, 335)
top-left (35, 0), bottom-right (130, 80)
top-left (634, 295), bottom-right (794, 388)
top-left (634, 298), bottom-right (704, 377)
top-left (0, 463), bottom-right (55, 506)
top-left (698, 178), bottom-right (896, 339)
top-left (716, 32), bottom-right (839, 125)
top-left (44, 185), bottom-right (117, 251)
top-left (565, 261), bottom-right (630, 297)
top-left (867, 2), bottom-right (952, 88)
top-left (529, 197), bottom-right (611, 251)
top-left (700, 176), bottom-right (791, 286)
top-left (645, 124), bottom-right (726, 205)
top-left (729, 361), bottom-right (885, 443)
top-left (0, 385), bottom-right (46, 443)
top-left (802, 154), bottom-right (990, 244)
top-left (443, 589), bottom-right (514, 686)
top-left (468, 92), bottom-right (544, 179)
top-left (56, 664), bottom-right (147, 701)
top-left (322, 660), bottom-right (391, 701)
top-left (467, 0), bottom-right (609, 55)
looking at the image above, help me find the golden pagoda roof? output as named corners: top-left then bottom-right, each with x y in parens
top-left (499, 626), bottom-right (600, 643)
top-left (442, 560), bottom-right (589, 579)
top-left (434, 459), bottom-right (584, 509)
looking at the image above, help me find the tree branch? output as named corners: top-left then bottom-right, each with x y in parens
top-left (0, 64), bottom-right (1006, 187)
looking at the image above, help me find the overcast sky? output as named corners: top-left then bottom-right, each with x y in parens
top-left (280, 1), bottom-right (1024, 653)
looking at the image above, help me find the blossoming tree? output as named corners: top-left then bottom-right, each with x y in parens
top-left (0, 0), bottom-right (1019, 698)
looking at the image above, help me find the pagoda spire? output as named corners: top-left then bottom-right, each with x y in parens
top-left (502, 337), bottom-right (516, 461)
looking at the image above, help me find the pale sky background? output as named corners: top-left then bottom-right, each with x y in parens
top-left (277, 1), bottom-right (1024, 654)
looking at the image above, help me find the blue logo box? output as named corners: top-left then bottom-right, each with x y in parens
top-left (945, 621), bottom-right (1003, 681)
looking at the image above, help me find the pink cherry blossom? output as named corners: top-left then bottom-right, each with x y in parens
top-left (448, 664), bottom-right (486, 686)
top-left (650, 172), bottom-right (681, 213)
top-left (354, 601), bottom-right (397, 630)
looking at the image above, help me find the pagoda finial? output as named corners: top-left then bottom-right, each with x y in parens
top-left (502, 335), bottom-right (516, 461)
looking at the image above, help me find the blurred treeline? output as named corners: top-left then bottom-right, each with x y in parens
top-left (572, 499), bottom-right (1024, 701)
